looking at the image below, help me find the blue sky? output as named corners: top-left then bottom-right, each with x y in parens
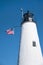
top-left (0, 0), bottom-right (43, 65)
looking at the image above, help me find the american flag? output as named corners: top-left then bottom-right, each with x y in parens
top-left (6, 28), bottom-right (14, 35)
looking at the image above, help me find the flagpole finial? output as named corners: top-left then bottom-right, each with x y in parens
top-left (20, 8), bottom-right (23, 19)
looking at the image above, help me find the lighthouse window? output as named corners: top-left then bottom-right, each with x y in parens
top-left (33, 41), bottom-right (36, 47)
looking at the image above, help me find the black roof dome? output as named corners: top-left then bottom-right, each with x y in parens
top-left (21, 11), bottom-right (34, 25)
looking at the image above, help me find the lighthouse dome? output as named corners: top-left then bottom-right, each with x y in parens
top-left (21, 11), bottom-right (35, 25)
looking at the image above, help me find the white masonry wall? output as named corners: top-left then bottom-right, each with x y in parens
top-left (19, 21), bottom-right (42, 65)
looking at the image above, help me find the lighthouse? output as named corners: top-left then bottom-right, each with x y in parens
top-left (18, 11), bottom-right (42, 65)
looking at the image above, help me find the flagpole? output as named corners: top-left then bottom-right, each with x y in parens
top-left (20, 8), bottom-right (23, 19)
top-left (13, 8), bottom-right (23, 28)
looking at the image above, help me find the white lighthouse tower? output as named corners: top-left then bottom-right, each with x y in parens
top-left (18, 11), bottom-right (42, 65)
